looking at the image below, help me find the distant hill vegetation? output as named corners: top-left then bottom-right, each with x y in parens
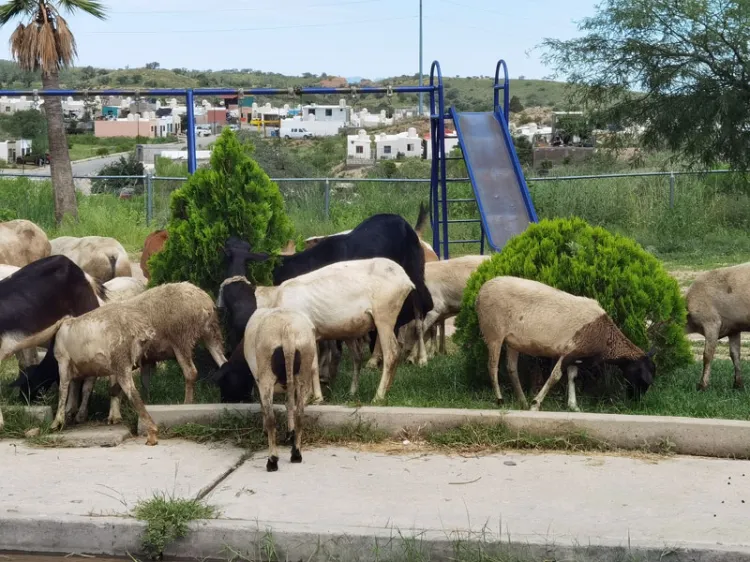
top-left (0, 60), bottom-right (575, 112)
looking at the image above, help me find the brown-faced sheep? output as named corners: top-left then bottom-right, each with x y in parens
top-left (0, 219), bottom-right (51, 267)
top-left (476, 276), bottom-right (656, 412)
top-left (685, 262), bottom-right (750, 391)
top-left (50, 235), bottom-right (132, 283)
top-left (244, 307), bottom-right (318, 472)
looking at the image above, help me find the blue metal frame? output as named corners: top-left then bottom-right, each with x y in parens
top-left (494, 59), bottom-right (510, 122)
top-left (429, 61), bottom-right (447, 258)
top-left (185, 89), bottom-right (197, 174)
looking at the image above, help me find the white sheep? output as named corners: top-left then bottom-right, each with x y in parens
top-left (103, 276), bottom-right (147, 303)
top-left (0, 219), bottom-right (51, 267)
top-left (399, 254), bottom-right (491, 362)
top-left (476, 276), bottom-right (656, 411)
top-left (685, 262), bottom-right (750, 390)
top-left (50, 235), bottom-right (132, 283)
top-left (244, 307), bottom-right (318, 472)
top-left (253, 257), bottom-right (415, 402)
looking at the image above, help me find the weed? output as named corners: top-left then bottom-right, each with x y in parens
top-left (132, 492), bottom-right (216, 560)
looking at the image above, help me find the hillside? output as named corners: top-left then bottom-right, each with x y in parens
top-left (0, 61), bottom-right (574, 113)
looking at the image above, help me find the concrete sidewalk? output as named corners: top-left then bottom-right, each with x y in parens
top-left (2, 438), bottom-right (750, 561)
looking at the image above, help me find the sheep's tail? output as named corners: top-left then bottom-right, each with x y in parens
top-left (4, 317), bottom-right (69, 358)
top-left (107, 254), bottom-right (117, 280)
top-left (282, 325), bottom-right (297, 391)
top-left (414, 202), bottom-right (429, 239)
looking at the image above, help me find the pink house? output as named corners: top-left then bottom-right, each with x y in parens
top-left (95, 119), bottom-right (156, 138)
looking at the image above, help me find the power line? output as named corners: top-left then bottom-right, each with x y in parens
top-left (434, 0), bottom-right (506, 16)
top-left (79, 15), bottom-right (417, 35)
top-left (110, 0), bottom-right (383, 15)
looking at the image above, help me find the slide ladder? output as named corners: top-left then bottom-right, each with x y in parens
top-left (429, 60), bottom-right (538, 258)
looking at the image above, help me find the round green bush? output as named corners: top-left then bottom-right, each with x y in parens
top-left (454, 217), bottom-right (692, 386)
top-left (148, 128), bottom-right (294, 294)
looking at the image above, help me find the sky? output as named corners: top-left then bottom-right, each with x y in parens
top-left (0, 0), bottom-right (598, 79)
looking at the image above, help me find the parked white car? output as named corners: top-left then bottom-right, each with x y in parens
top-left (284, 127), bottom-right (312, 140)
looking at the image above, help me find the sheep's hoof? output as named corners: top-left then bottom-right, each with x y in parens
top-left (529, 402), bottom-right (541, 412)
top-left (74, 412), bottom-right (87, 425)
top-left (696, 382), bottom-right (709, 391)
top-left (146, 433), bottom-right (158, 446)
top-left (267, 456), bottom-right (279, 472)
top-left (312, 397), bottom-right (324, 405)
top-left (291, 447), bottom-right (302, 463)
top-left (50, 420), bottom-right (63, 432)
top-left (734, 379), bottom-right (745, 390)
top-left (495, 397), bottom-right (504, 406)
top-left (108, 415), bottom-right (122, 425)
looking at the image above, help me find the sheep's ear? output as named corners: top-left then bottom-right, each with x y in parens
top-left (645, 346), bottom-right (657, 358)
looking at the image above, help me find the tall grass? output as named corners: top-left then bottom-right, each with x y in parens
top-left (0, 177), bottom-right (151, 252)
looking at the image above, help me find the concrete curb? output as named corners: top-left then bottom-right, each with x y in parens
top-left (2, 514), bottom-right (750, 562)
top-left (139, 403), bottom-right (750, 459)
top-left (71, 151), bottom-right (130, 164)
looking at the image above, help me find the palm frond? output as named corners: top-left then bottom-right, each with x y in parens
top-left (55, 0), bottom-right (106, 19)
top-left (52, 12), bottom-right (76, 68)
top-left (0, 0), bottom-right (37, 25)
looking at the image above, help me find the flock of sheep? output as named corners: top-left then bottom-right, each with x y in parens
top-left (0, 207), bottom-right (746, 473)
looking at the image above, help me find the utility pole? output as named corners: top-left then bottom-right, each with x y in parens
top-left (418, 0), bottom-right (423, 116)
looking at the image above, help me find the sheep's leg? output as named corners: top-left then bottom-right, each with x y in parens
top-left (285, 373), bottom-right (296, 445)
top-left (530, 356), bottom-right (566, 412)
top-left (729, 332), bottom-right (744, 390)
top-left (204, 330), bottom-right (229, 368)
top-left (328, 340), bottom-right (343, 384)
top-left (117, 370), bottom-right (158, 446)
top-left (367, 336), bottom-right (383, 369)
top-left (140, 361), bottom-right (154, 402)
top-left (0, 406), bottom-right (4, 432)
top-left (51, 358), bottom-right (71, 431)
top-left (317, 342), bottom-right (331, 385)
top-left (697, 324), bottom-right (720, 391)
top-left (256, 372), bottom-right (279, 472)
top-left (438, 319), bottom-right (446, 355)
top-left (288, 372), bottom-right (303, 464)
top-left (373, 321), bottom-right (400, 403)
top-left (487, 338), bottom-right (504, 405)
top-left (566, 365), bottom-right (580, 412)
top-left (414, 301), bottom-right (428, 368)
top-left (174, 349), bottom-right (198, 404)
top-left (108, 375), bottom-right (123, 425)
top-left (74, 377), bottom-right (97, 424)
top-left (64, 379), bottom-right (82, 426)
top-left (505, 347), bottom-right (528, 409)
top-left (347, 338), bottom-right (364, 396)
top-left (311, 351), bottom-right (323, 405)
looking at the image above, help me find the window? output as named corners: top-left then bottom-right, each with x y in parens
top-left (384, 145), bottom-right (392, 154)
top-left (356, 145), bottom-right (364, 154)
top-left (325, 109), bottom-right (333, 117)
top-left (308, 109), bottom-right (316, 116)
top-left (407, 144), bottom-right (414, 151)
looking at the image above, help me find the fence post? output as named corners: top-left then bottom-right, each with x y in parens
top-left (145, 172), bottom-right (154, 226)
top-left (669, 172), bottom-right (675, 209)
top-left (324, 178), bottom-right (330, 220)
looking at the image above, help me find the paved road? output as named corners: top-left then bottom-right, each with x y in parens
top-left (0, 154), bottom-right (126, 179)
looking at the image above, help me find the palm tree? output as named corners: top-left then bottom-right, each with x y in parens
top-left (0, 1), bottom-right (107, 224)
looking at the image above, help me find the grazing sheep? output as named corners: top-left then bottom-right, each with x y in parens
top-left (103, 276), bottom-right (147, 303)
top-left (245, 307), bottom-right (318, 472)
top-left (686, 262), bottom-right (750, 390)
top-left (217, 258), bottom-right (414, 402)
top-left (0, 219), bottom-right (51, 267)
top-left (10, 282), bottom-right (228, 422)
top-left (476, 276), bottom-right (656, 411)
top-left (50, 235), bottom-right (132, 283)
top-left (397, 255), bottom-right (491, 363)
top-left (6, 308), bottom-right (161, 445)
top-left (140, 229), bottom-right (168, 281)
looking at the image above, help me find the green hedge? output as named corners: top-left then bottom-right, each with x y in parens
top-left (454, 217), bottom-right (693, 386)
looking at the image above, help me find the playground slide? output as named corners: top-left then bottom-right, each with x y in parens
top-left (450, 107), bottom-right (538, 251)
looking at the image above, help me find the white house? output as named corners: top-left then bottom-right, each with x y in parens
top-left (301, 99), bottom-right (350, 123)
top-left (346, 129), bottom-right (373, 163)
top-left (280, 115), bottom-right (343, 137)
top-left (0, 138), bottom-right (32, 163)
top-left (374, 127), bottom-right (422, 160)
top-left (0, 96), bottom-right (39, 114)
top-left (423, 129), bottom-right (460, 159)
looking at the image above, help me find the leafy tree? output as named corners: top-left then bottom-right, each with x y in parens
top-left (148, 129), bottom-right (294, 294)
top-left (509, 95), bottom-right (524, 113)
top-left (0, 108), bottom-right (46, 139)
top-left (543, 0), bottom-right (750, 170)
top-left (0, 0), bottom-right (107, 224)
top-left (455, 218), bottom-right (692, 389)
top-left (145, 61), bottom-right (160, 70)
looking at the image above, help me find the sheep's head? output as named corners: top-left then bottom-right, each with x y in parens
top-left (223, 236), bottom-right (269, 277)
top-left (621, 347), bottom-right (656, 399)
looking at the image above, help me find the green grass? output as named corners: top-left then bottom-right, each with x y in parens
top-left (132, 492), bottom-right (216, 559)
